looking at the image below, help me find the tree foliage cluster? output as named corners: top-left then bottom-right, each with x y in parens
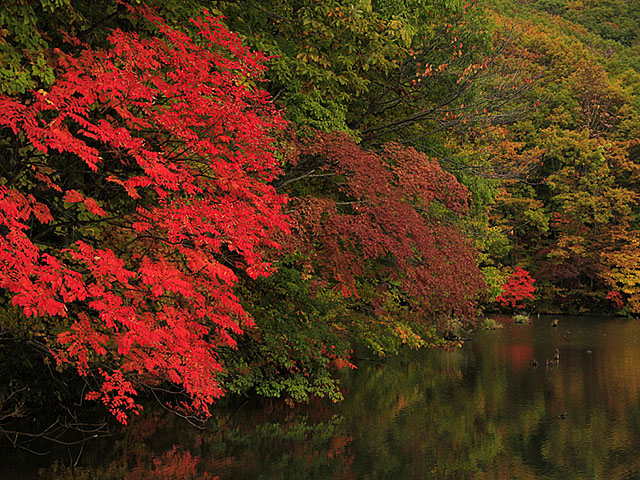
top-left (486, 0), bottom-right (640, 315)
top-left (2, 0), bottom-right (640, 430)
top-left (0, 0), bottom-right (501, 426)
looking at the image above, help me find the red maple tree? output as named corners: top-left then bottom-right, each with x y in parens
top-left (281, 131), bottom-right (484, 322)
top-left (495, 267), bottom-right (536, 310)
top-left (0, 6), bottom-right (288, 422)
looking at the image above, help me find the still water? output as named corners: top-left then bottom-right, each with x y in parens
top-left (4, 315), bottom-right (640, 479)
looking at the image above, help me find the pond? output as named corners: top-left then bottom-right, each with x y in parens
top-left (3, 315), bottom-right (640, 479)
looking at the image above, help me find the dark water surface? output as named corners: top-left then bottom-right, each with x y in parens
top-left (4, 315), bottom-right (640, 479)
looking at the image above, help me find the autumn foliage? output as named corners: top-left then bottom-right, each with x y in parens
top-left (0, 6), bottom-right (288, 422)
top-left (9, 0), bottom-right (636, 430)
top-left (495, 267), bottom-right (536, 310)
top-left (284, 132), bottom-right (484, 320)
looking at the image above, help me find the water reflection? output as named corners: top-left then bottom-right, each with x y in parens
top-left (4, 316), bottom-right (640, 479)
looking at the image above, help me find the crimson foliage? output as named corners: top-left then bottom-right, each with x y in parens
top-left (0, 6), bottom-right (288, 422)
top-left (284, 132), bottom-right (484, 322)
top-left (495, 267), bottom-right (536, 310)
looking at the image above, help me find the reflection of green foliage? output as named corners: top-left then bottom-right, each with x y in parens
top-left (10, 318), bottom-right (640, 479)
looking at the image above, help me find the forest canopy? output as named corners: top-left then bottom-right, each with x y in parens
top-left (1, 0), bottom-right (640, 428)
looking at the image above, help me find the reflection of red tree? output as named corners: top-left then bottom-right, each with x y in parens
top-left (327, 435), bottom-right (353, 459)
top-left (507, 344), bottom-right (534, 373)
top-left (123, 447), bottom-right (216, 480)
top-left (326, 435), bottom-right (355, 479)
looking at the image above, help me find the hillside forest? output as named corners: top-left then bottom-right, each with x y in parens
top-left (1, 0), bottom-right (640, 427)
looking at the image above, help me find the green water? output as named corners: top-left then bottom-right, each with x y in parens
top-left (4, 315), bottom-right (640, 479)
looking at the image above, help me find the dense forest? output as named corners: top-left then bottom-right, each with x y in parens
top-left (1, 0), bottom-right (639, 433)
